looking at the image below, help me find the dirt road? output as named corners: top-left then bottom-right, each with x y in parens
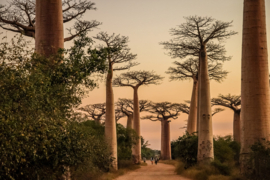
top-left (115, 161), bottom-right (191, 180)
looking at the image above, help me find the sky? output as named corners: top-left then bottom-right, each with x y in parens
top-left (1, 0), bottom-right (270, 150)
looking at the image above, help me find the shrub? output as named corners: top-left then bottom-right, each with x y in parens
top-left (214, 136), bottom-right (240, 164)
top-left (211, 160), bottom-right (232, 176)
top-left (171, 132), bottom-right (198, 168)
top-left (245, 141), bottom-right (270, 180)
top-left (172, 133), bottom-right (242, 180)
top-left (0, 35), bottom-right (109, 179)
top-left (141, 137), bottom-right (155, 159)
top-left (117, 124), bottom-right (138, 161)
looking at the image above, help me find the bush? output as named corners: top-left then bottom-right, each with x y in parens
top-left (141, 137), bottom-right (155, 159)
top-left (245, 141), bottom-right (270, 180)
top-left (171, 132), bottom-right (198, 168)
top-left (0, 35), bottom-right (110, 179)
top-left (211, 160), bottom-right (232, 176)
top-left (117, 124), bottom-right (138, 161)
top-left (214, 136), bottom-right (240, 164)
top-left (172, 133), bottom-right (242, 180)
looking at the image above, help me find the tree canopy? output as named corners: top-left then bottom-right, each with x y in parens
top-left (167, 58), bottom-right (228, 82)
top-left (211, 94), bottom-right (241, 111)
top-left (143, 102), bottom-right (182, 121)
top-left (113, 70), bottom-right (164, 88)
top-left (161, 16), bottom-right (237, 61)
top-left (94, 32), bottom-right (138, 71)
top-left (116, 98), bottom-right (151, 116)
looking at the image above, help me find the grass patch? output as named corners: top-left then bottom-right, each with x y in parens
top-left (159, 160), bottom-right (186, 174)
top-left (172, 160), bottom-right (242, 180)
top-left (99, 160), bottom-right (142, 180)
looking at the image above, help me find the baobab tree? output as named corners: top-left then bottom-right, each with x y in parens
top-left (78, 103), bottom-right (106, 125)
top-left (143, 102), bottom-right (182, 160)
top-left (116, 98), bottom-right (151, 129)
top-left (241, 0), bottom-right (270, 174)
top-left (211, 94), bottom-right (241, 142)
top-left (0, 0), bottom-right (100, 42)
top-left (113, 71), bottom-right (163, 163)
top-left (167, 58), bottom-right (228, 134)
top-left (94, 32), bottom-right (137, 170)
top-left (161, 16), bottom-right (237, 163)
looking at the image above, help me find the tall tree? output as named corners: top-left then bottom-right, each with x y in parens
top-left (241, 0), bottom-right (270, 174)
top-left (167, 58), bottom-right (228, 134)
top-left (0, 0), bottom-right (100, 42)
top-left (94, 32), bottom-right (137, 170)
top-left (113, 71), bottom-right (163, 164)
top-left (161, 16), bottom-right (237, 163)
top-left (143, 102), bottom-right (182, 160)
top-left (116, 98), bottom-right (151, 129)
top-left (211, 94), bottom-right (241, 142)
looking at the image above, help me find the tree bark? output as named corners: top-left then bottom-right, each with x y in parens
top-left (132, 87), bottom-right (141, 164)
top-left (126, 114), bottom-right (133, 129)
top-left (233, 110), bottom-right (241, 143)
top-left (105, 64), bottom-right (118, 170)
top-left (197, 59), bottom-right (201, 137)
top-left (160, 120), bottom-right (165, 160)
top-left (164, 120), bottom-right (171, 160)
top-left (197, 44), bottom-right (214, 163)
top-left (240, 0), bottom-right (270, 174)
top-left (35, 0), bottom-right (64, 57)
top-left (187, 79), bottom-right (198, 134)
top-left (160, 120), bottom-right (171, 160)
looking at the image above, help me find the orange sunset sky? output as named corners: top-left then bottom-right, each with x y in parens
top-left (1, 0), bottom-right (270, 150)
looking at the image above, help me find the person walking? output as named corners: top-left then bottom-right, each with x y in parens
top-left (155, 157), bottom-right (158, 165)
top-left (150, 157), bottom-right (154, 165)
top-left (143, 157), bottom-right (146, 163)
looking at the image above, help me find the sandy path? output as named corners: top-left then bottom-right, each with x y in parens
top-left (114, 161), bottom-right (191, 180)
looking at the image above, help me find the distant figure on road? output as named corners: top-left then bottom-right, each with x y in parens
top-left (151, 157), bottom-right (154, 165)
top-left (155, 157), bottom-right (158, 165)
top-left (143, 157), bottom-right (146, 163)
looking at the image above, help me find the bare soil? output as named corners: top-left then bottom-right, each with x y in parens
top-left (114, 160), bottom-right (191, 180)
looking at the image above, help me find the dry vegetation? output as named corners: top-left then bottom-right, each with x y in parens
top-left (160, 160), bottom-right (242, 180)
top-left (99, 160), bottom-right (145, 180)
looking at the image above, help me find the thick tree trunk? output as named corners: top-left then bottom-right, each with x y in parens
top-left (240, 0), bottom-right (270, 174)
top-left (126, 114), bottom-right (133, 129)
top-left (233, 110), bottom-right (241, 143)
top-left (35, 0), bottom-right (64, 57)
top-left (160, 120), bottom-right (171, 160)
top-left (197, 60), bottom-right (201, 136)
top-left (105, 64), bottom-right (118, 170)
top-left (132, 87), bottom-right (141, 164)
top-left (164, 120), bottom-right (171, 160)
top-left (187, 79), bottom-right (198, 134)
top-left (197, 45), bottom-right (214, 163)
top-left (160, 120), bottom-right (165, 160)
